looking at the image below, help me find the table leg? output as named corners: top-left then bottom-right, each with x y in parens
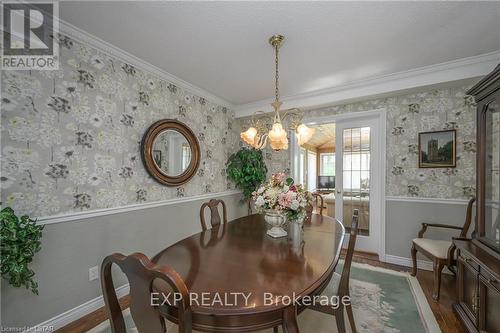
top-left (282, 306), bottom-right (299, 333)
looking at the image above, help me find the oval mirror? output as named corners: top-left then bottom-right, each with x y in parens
top-left (141, 119), bottom-right (200, 186)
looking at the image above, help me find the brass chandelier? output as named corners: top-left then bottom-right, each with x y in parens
top-left (240, 35), bottom-right (315, 151)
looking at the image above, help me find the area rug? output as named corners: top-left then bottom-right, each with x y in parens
top-left (88, 262), bottom-right (440, 333)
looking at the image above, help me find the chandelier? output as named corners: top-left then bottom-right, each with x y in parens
top-left (240, 35), bottom-right (315, 151)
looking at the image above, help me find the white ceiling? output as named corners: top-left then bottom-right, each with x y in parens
top-left (60, 1), bottom-right (500, 106)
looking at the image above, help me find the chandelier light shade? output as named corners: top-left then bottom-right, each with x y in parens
top-left (296, 124), bottom-right (315, 146)
top-left (268, 122), bottom-right (288, 150)
top-left (240, 127), bottom-right (258, 146)
top-left (240, 34), bottom-right (314, 151)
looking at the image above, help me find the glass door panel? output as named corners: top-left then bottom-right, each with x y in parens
top-left (334, 115), bottom-right (382, 254)
top-left (342, 127), bottom-right (370, 236)
top-left (483, 100), bottom-right (500, 250)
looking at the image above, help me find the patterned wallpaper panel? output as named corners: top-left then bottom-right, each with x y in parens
top-left (1, 34), bottom-right (238, 217)
top-left (237, 85), bottom-right (477, 199)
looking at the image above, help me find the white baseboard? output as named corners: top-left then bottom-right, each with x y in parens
top-left (385, 255), bottom-right (453, 275)
top-left (385, 254), bottom-right (433, 271)
top-left (26, 284), bottom-right (129, 332)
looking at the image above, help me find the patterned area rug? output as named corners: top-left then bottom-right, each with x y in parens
top-left (89, 262), bottom-right (440, 333)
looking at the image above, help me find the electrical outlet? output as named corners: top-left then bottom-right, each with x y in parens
top-left (89, 266), bottom-right (99, 281)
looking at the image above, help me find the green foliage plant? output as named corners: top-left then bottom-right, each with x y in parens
top-left (1, 207), bottom-right (43, 294)
top-left (226, 147), bottom-right (268, 200)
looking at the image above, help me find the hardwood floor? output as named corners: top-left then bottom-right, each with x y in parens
top-left (56, 252), bottom-right (466, 333)
top-left (55, 296), bottom-right (130, 333)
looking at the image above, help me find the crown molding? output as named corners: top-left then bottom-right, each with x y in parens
top-left (234, 50), bottom-right (500, 118)
top-left (58, 19), bottom-right (234, 109)
top-left (57, 17), bottom-right (499, 118)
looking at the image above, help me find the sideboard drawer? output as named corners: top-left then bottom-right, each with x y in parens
top-left (460, 252), bottom-right (480, 272)
top-left (480, 269), bottom-right (500, 294)
top-left (457, 256), bottom-right (480, 322)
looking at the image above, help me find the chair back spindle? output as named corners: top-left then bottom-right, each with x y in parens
top-left (334, 210), bottom-right (359, 333)
top-left (200, 199), bottom-right (227, 231)
top-left (306, 193), bottom-right (324, 218)
top-left (459, 197), bottom-right (476, 238)
top-left (312, 193), bottom-right (324, 215)
top-left (338, 209), bottom-right (359, 298)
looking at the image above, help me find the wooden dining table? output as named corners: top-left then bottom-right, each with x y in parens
top-left (151, 213), bottom-right (345, 332)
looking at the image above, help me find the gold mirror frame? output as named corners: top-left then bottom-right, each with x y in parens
top-left (141, 119), bottom-right (200, 186)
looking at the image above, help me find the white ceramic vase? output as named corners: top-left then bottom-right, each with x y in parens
top-left (264, 210), bottom-right (288, 238)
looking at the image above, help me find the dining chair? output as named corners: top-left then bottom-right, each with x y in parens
top-left (411, 197), bottom-right (476, 301)
top-left (305, 193), bottom-right (324, 220)
top-left (200, 199), bottom-right (227, 231)
top-left (312, 193), bottom-right (324, 215)
top-left (101, 252), bottom-right (192, 333)
top-left (309, 209), bottom-right (359, 333)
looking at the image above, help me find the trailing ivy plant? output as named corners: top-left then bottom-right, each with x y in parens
top-left (226, 147), bottom-right (268, 200)
top-left (1, 207), bottom-right (43, 295)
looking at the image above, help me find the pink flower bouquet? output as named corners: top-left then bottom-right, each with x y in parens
top-left (252, 172), bottom-right (313, 221)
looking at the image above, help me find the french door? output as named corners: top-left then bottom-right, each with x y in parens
top-left (335, 116), bottom-right (381, 254)
top-left (307, 151), bottom-right (317, 191)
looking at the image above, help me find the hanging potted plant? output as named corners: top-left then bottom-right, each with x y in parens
top-left (1, 207), bottom-right (44, 294)
top-left (226, 147), bottom-right (268, 213)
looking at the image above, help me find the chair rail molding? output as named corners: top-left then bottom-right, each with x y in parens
top-left (386, 196), bottom-right (470, 205)
top-left (37, 190), bottom-right (242, 226)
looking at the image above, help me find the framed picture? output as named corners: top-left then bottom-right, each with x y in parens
top-left (418, 129), bottom-right (456, 168)
top-left (153, 150), bottom-right (162, 167)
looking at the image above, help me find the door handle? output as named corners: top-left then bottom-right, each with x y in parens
top-left (336, 190), bottom-right (341, 194)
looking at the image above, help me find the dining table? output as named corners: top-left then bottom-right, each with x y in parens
top-left (151, 213), bottom-right (345, 332)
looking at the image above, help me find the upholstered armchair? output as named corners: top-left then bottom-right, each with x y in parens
top-left (411, 197), bottom-right (476, 301)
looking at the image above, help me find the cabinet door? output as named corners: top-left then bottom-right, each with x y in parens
top-left (479, 273), bottom-right (500, 332)
top-left (477, 91), bottom-right (500, 252)
top-left (457, 256), bottom-right (480, 323)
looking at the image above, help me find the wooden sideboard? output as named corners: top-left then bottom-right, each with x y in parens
top-left (453, 239), bottom-right (500, 332)
top-left (453, 64), bottom-right (500, 333)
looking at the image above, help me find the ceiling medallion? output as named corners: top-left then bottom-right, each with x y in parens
top-left (240, 34), bottom-right (315, 151)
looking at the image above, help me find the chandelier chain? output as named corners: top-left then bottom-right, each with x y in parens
top-left (239, 34), bottom-right (315, 151)
top-left (275, 44), bottom-right (279, 103)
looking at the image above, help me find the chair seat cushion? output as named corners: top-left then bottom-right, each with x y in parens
top-left (412, 238), bottom-right (452, 259)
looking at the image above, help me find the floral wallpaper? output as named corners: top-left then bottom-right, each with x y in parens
top-left (238, 85), bottom-right (477, 199)
top-left (1, 34), bottom-right (238, 217)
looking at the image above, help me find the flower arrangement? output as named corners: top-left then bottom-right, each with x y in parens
top-left (252, 172), bottom-right (313, 221)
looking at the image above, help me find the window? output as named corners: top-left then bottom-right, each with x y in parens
top-left (342, 127), bottom-right (370, 194)
top-left (298, 148), bottom-right (306, 185)
top-left (320, 153), bottom-right (335, 176)
top-left (181, 144), bottom-right (191, 170)
top-left (307, 151), bottom-right (317, 191)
